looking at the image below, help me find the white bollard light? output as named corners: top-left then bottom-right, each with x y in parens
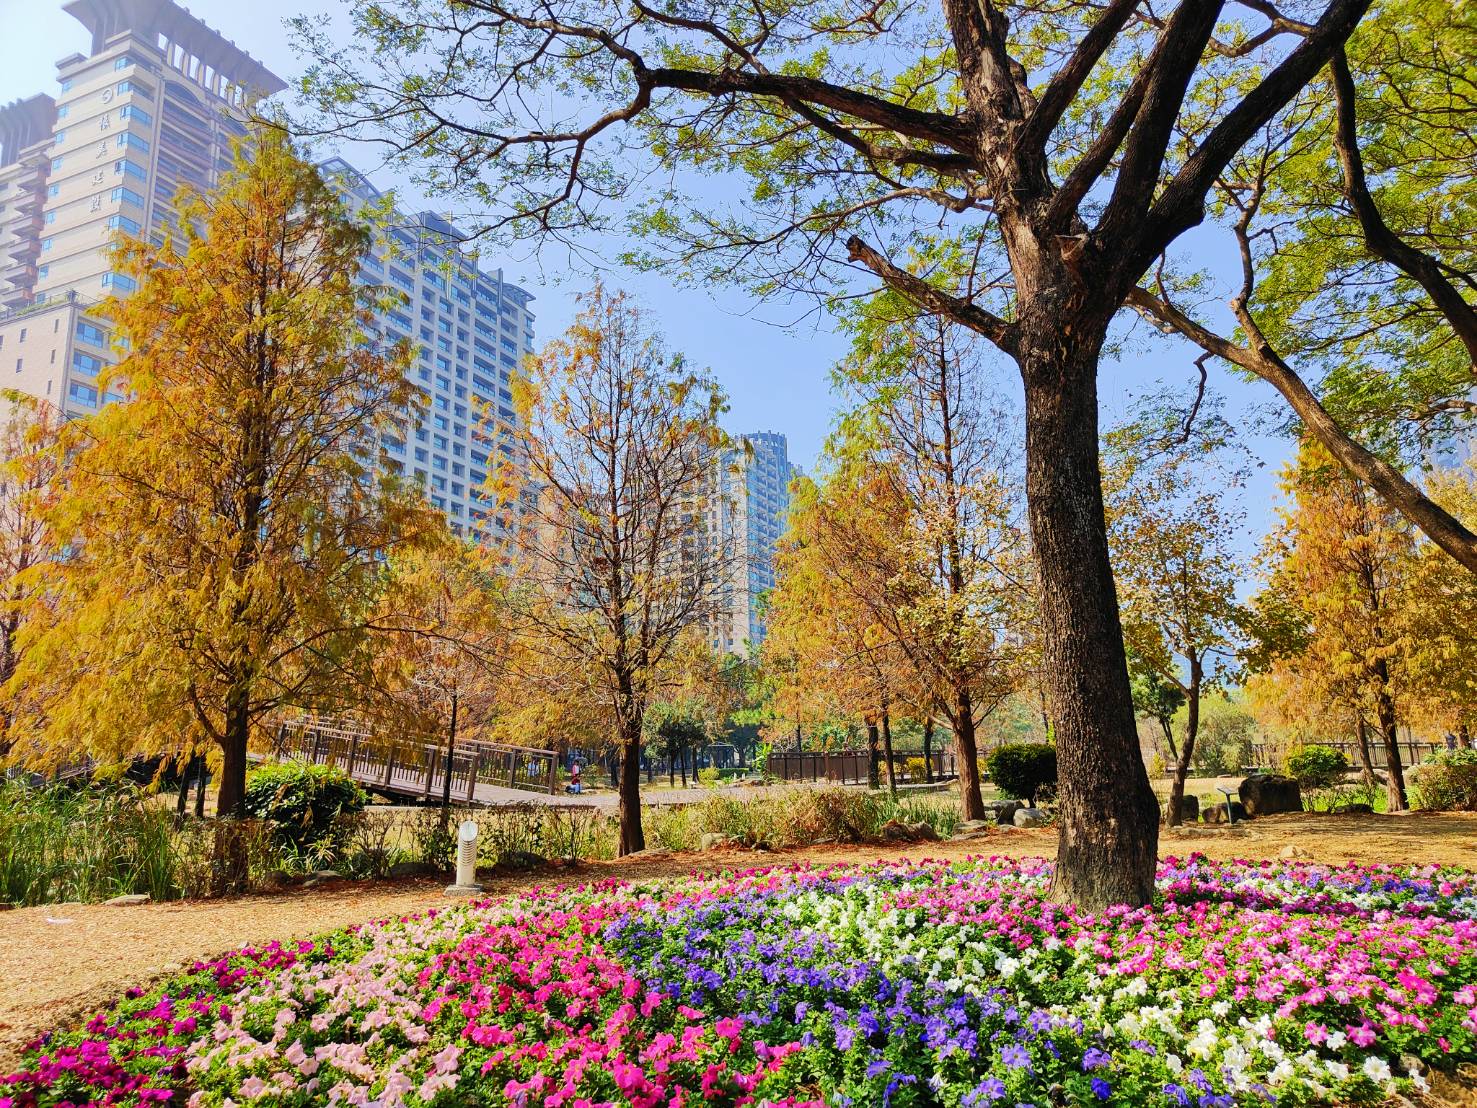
top-left (444, 818), bottom-right (484, 896)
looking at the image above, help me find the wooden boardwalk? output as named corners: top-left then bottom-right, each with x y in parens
top-left (266, 715), bottom-right (560, 806)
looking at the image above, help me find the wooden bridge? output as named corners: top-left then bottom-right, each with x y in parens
top-left (266, 715), bottom-right (560, 805)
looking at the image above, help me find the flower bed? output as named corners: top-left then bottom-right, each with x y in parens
top-left (3, 855), bottom-right (1475, 1107)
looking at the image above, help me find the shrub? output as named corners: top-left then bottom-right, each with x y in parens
top-left (1413, 749), bottom-right (1477, 811)
top-left (903, 757), bottom-right (929, 782)
top-left (698, 766), bottom-right (721, 788)
top-left (243, 762), bottom-right (367, 854)
top-left (986, 743), bottom-right (1057, 803)
top-left (1285, 745), bottom-right (1350, 791)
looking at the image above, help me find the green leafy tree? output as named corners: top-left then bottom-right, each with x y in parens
top-left (1105, 396), bottom-right (1247, 824)
top-left (296, 0), bottom-right (1458, 906)
top-left (3, 129), bottom-right (442, 820)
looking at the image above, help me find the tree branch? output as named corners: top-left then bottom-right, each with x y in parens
top-left (1329, 48), bottom-right (1477, 368)
top-left (1126, 284), bottom-right (1477, 574)
top-left (847, 235), bottom-right (1018, 355)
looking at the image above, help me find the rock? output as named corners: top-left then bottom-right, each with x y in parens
top-left (879, 818), bottom-right (913, 842)
top-left (1202, 801), bottom-right (1249, 824)
top-left (908, 821), bottom-right (940, 842)
top-left (502, 851), bottom-right (546, 869)
top-left (312, 869), bottom-right (343, 880)
top-left (1238, 774), bottom-right (1303, 817)
top-left (1279, 844), bottom-right (1309, 859)
top-left (388, 860), bottom-right (439, 878)
top-left (993, 801), bottom-right (1023, 826)
top-left (700, 832), bottom-right (728, 850)
top-left (104, 894), bottom-right (150, 907)
top-left (1336, 802), bottom-right (1375, 815)
top-left (1163, 795), bottom-right (1198, 823)
top-left (1012, 807), bottom-right (1048, 828)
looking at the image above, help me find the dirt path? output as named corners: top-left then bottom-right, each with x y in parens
top-left (3, 810), bottom-right (1475, 1072)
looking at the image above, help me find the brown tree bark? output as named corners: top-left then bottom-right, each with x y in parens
top-left (1371, 660), bottom-right (1408, 811)
top-left (1166, 655), bottom-right (1202, 827)
top-left (1354, 715), bottom-right (1378, 792)
top-left (922, 716), bottom-right (934, 783)
top-left (617, 722), bottom-right (646, 855)
top-left (865, 717), bottom-right (881, 790)
top-left (880, 708), bottom-right (897, 795)
top-left (953, 689), bottom-right (987, 822)
top-left (1020, 333), bottom-right (1160, 906)
top-left (217, 686), bottom-right (250, 819)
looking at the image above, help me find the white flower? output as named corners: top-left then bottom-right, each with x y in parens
top-left (1211, 1001), bottom-right (1231, 1018)
top-left (1361, 1056), bottom-right (1393, 1086)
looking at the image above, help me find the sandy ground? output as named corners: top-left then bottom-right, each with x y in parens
top-left (3, 810), bottom-right (1477, 1084)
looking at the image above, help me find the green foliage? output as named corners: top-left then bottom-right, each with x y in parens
top-left (243, 762), bottom-right (367, 853)
top-left (1413, 749), bottom-right (1477, 812)
top-left (642, 789), bottom-right (960, 852)
top-left (697, 766), bottom-right (721, 788)
top-left (1187, 696), bottom-right (1258, 776)
top-left (1284, 745), bottom-right (1350, 790)
top-left (985, 743), bottom-right (1058, 803)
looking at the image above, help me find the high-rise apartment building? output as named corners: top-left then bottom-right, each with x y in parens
top-left (0, 1), bottom-right (535, 536)
top-left (321, 158), bottom-right (536, 536)
top-left (0, 0), bottom-right (283, 414)
top-left (710, 431), bottom-right (796, 655)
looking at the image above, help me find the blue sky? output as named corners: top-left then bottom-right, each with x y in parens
top-left (0, 0), bottom-right (1294, 563)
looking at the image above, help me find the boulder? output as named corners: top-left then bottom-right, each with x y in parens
top-left (1202, 801), bottom-right (1249, 824)
top-left (104, 894), bottom-right (150, 907)
top-left (388, 860), bottom-right (439, 879)
top-left (953, 820), bottom-right (992, 841)
top-left (908, 821), bottom-right (940, 842)
top-left (1238, 774), bottom-right (1302, 817)
top-left (1279, 844), bottom-right (1309, 859)
top-left (1336, 802), bottom-right (1375, 815)
top-left (1012, 807), bottom-right (1049, 828)
top-left (879, 819), bottom-right (914, 842)
top-left (700, 832), bottom-right (730, 851)
top-left (993, 801), bottom-right (1023, 826)
top-left (1163, 795), bottom-right (1198, 823)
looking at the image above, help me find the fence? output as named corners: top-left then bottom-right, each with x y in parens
top-left (271, 714), bottom-right (560, 802)
top-left (766, 748), bottom-right (958, 786)
top-left (1248, 740), bottom-right (1448, 772)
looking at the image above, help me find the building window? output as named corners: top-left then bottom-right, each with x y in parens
top-left (114, 56), bottom-right (132, 71)
top-left (107, 214), bottom-right (141, 235)
top-left (51, 156), bottom-right (63, 172)
top-left (72, 351), bottom-right (106, 375)
top-left (37, 265), bottom-right (48, 279)
top-left (118, 105), bottom-right (152, 125)
top-left (114, 159), bottom-right (148, 181)
top-left (41, 238), bottom-right (52, 252)
top-left (44, 210), bottom-right (56, 224)
top-left (100, 272), bottom-right (138, 292)
top-left (53, 130), bottom-right (66, 144)
top-left (13, 359), bottom-right (20, 373)
top-left (110, 186), bottom-right (144, 207)
top-left (116, 133), bottom-right (149, 153)
top-left (76, 320), bottom-right (107, 346)
top-left (69, 382), bottom-right (99, 407)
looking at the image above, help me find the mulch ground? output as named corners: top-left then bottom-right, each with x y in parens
top-left (3, 811), bottom-right (1476, 1077)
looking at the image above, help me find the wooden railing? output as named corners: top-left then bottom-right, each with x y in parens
top-left (270, 714), bottom-right (559, 802)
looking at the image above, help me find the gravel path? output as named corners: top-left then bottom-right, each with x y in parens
top-left (3, 811), bottom-right (1475, 1071)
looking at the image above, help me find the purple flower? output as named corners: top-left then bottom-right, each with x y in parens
top-left (1000, 1043), bottom-right (1031, 1070)
top-left (1091, 1077), bottom-right (1112, 1100)
top-left (1082, 1047), bottom-right (1111, 1071)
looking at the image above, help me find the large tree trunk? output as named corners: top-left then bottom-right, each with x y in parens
top-left (1371, 660), bottom-right (1407, 811)
top-left (1353, 714), bottom-right (1377, 792)
top-left (953, 688), bottom-right (986, 821)
top-left (880, 708), bottom-right (897, 795)
top-left (1166, 657), bottom-right (1202, 827)
top-left (922, 716), bottom-right (934, 783)
top-left (1020, 337), bottom-right (1159, 908)
top-left (617, 720), bottom-right (645, 855)
top-left (216, 687), bottom-right (251, 819)
top-left (865, 717), bottom-right (881, 790)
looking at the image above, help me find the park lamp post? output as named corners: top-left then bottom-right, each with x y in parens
top-left (444, 817), bottom-right (483, 896)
